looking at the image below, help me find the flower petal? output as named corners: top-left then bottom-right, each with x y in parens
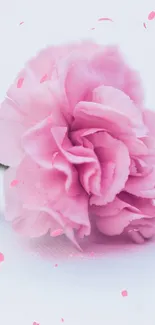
top-left (88, 132), bottom-right (130, 205)
top-left (22, 114), bottom-right (66, 168)
top-left (51, 126), bottom-right (96, 164)
top-left (96, 210), bottom-right (151, 236)
top-left (4, 157), bottom-right (90, 248)
top-left (73, 101), bottom-right (146, 137)
top-left (125, 168), bottom-right (155, 198)
top-left (0, 119), bottom-right (25, 166)
top-left (93, 85), bottom-right (144, 128)
top-left (91, 195), bottom-right (140, 218)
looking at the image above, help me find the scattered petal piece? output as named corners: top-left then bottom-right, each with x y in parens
top-left (90, 251), bottom-right (95, 257)
top-left (90, 27), bottom-right (95, 30)
top-left (51, 228), bottom-right (64, 237)
top-left (54, 264), bottom-right (58, 267)
top-left (33, 322), bottom-right (39, 325)
top-left (98, 17), bottom-right (113, 22)
top-left (10, 179), bottom-right (19, 187)
top-left (121, 290), bottom-right (128, 297)
top-left (143, 22), bottom-right (147, 29)
top-left (40, 74), bottom-right (48, 83)
top-left (19, 21), bottom-right (24, 25)
top-left (17, 78), bottom-right (24, 88)
top-left (148, 11), bottom-right (155, 20)
top-left (61, 318), bottom-right (64, 322)
top-left (0, 252), bottom-right (4, 263)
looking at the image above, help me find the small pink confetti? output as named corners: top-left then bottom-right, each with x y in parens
top-left (33, 322), bottom-right (39, 325)
top-left (143, 22), bottom-right (147, 29)
top-left (54, 264), bottom-right (58, 267)
top-left (61, 318), bottom-right (64, 322)
top-left (17, 78), bottom-right (24, 88)
top-left (40, 74), bottom-right (48, 83)
top-left (148, 11), bottom-right (155, 20)
top-left (19, 21), bottom-right (24, 25)
top-left (0, 252), bottom-right (4, 263)
top-left (98, 17), bottom-right (113, 22)
top-left (90, 251), bottom-right (95, 257)
top-left (90, 27), bottom-right (95, 30)
top-left (10, 179), bottom-right (19, 187)
top-left (51, 229), bottom-right (64, 237)
top-left (121, 290), bottom-right (128, 297)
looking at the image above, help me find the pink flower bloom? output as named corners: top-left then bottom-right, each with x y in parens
top-left (1, 41), bottom-right (155, 248)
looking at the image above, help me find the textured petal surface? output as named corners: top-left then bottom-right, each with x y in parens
top-left (89, 132), bottom-right (130, 205)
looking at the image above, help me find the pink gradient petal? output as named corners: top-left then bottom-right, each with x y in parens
top-left (4, 167), bottom-right (22, 221)
top-left (96, 210), bottom-right (152, 236)
top-left (91, 196), bottom-right (140, 218)
top-left (125, 168), bottom-right (155, 198)
top-left (0, 119), bottom-right (25, 166)
top-left (51, 126), bottom-right (97, 164)
top-left (89, 132), bottom-right (130, 205)
top-left (0, 253), bottom-right (4, 263)
top-left (15, 157), bottom-right (90, 240)
top-left (73, 101), bottom-right (146, 137)
top-left (22, 114), bottom-right (66, 168)
top-left (148, 11), bottom-right (155, 20)
top-left (92, 85), bottom-right (144, 128)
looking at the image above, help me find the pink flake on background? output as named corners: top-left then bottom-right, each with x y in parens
top-left (121, 290), bottom-right (128, 297)
top-left (54, 264), bottom-right (58, 267)
top-left (40, 74), bottom-right (48, 83)
top-left (90, 251), bottom-right (95, 257)
top-left (61, 318), bottom-right (64, 322)
top-left (148, 11), bottom-right (155, 20)
top-left (33, 322), bottom-right (39, 325)
top-left (17, 78), bottom-right (24, 88)
top-left (98, 17), bottom-right (113, 22)
top-left (143, 22), bottom-right (147, 29)
top-left (19, 21), bottom-right (24, 25)
top-left (51, 229), bottom-right (64, 237)
top-left (10, 179), bottom-right (19, 187)
top-left (0, 252), bottom-right (4, 263)
top-left (90, 27), bottom-right (95, 30)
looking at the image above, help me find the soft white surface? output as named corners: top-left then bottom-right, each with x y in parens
top-left (0, 0), bottom-right (155, 324)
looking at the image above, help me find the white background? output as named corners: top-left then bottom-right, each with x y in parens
top-left (0, 0), bottom-right (155, 324)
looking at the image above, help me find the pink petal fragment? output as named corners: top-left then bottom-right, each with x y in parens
top-left (0, 252), bottom-right (4, 263)
top-left (17, 77), bottom-right (24, 88)
top-left (90, 27), bottom-right (95, 30)
top-left (19, 21), bottom-right (24, 25)
top-left (98, 17), bottom-right (113, 22)
top-left (148, 11), bottom-right (155, 20)
top-left (121, 290), bottom-right (128, 297)
top-left (61, 318), bottom-right (64, 322)
top-left (51, 228), bottom-right (64, 237)
top-left (40, 74), bottom-right (48, 83)
top-left (143, 22), bottom-right (147, 29)
top-left (10, 179), bottom-right (19, 187)
top-left (54, 264), bottom-right (58, 267)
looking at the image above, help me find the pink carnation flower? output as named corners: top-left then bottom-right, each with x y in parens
top-left (1, 41), bottom-right (155, 249)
